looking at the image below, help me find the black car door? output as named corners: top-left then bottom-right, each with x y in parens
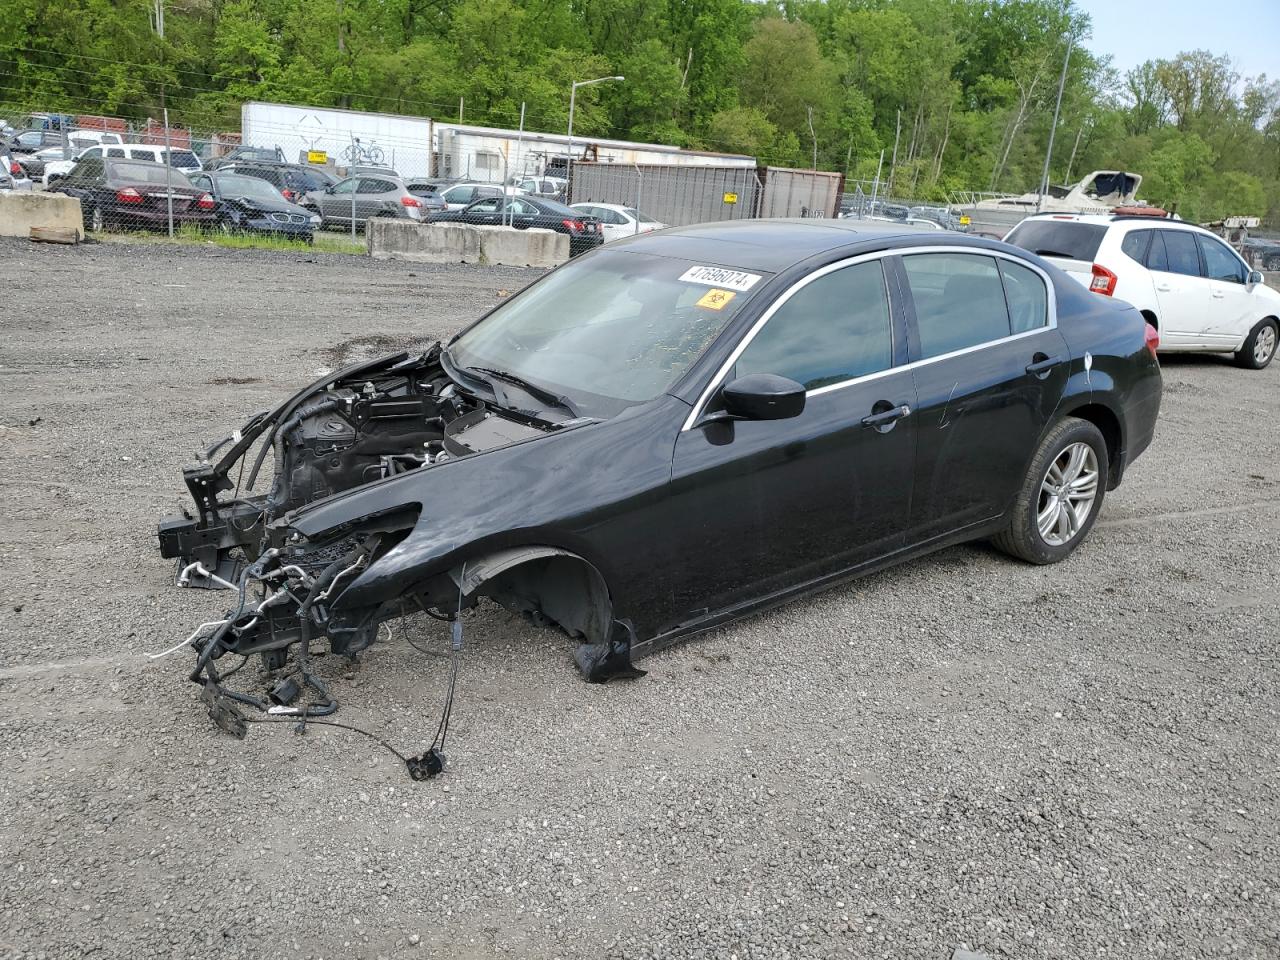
top-left (663, 256), bottom-right (918, 629)
top-left (461, 197), bottom-right (503, 225)
top-left (893, 250), bottom-right (1069, 543)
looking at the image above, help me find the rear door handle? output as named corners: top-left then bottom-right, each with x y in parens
top-left (1025, 354), bottom-right (1063, 377)
top-left (861, 402), bottom-right (912, 432)
top-left (1155, 282), bottom-right (1172, 292)
top-left (1211, 289), bottom-right (1225, 299)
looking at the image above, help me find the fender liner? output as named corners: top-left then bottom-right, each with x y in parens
top-left (449, 546), bottom-right (644, 683)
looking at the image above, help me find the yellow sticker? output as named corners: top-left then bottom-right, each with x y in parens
top-left (696, 289), bottom-right (736, 311)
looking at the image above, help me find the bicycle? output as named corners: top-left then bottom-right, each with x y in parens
top-left (341, 137), bottom-right (385, 166)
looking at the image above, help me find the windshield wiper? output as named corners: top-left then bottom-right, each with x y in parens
top-left (468, 367), bottom-right (580, 418)
top-left (1032, 248), bottom-right (1079, 259)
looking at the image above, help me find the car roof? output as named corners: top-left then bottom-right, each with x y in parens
top-left (1016, 212), bottom-right (1206, 233)
top-left (616, 219), bottom-right (994, 272)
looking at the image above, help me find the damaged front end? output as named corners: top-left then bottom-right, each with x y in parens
top-left (156, 346), bottom-right (642, 770)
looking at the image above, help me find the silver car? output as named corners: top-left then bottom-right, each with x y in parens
top-left (304, 173), bottom-right (427, 229)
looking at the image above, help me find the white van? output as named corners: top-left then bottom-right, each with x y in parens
top-left (43, 143), bottom-right (203, 186)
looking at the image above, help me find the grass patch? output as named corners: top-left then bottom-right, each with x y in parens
top-left (97, 223), bottom-right (367, 255)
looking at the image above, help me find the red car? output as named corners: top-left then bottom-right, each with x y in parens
top-left (50, 157), bottom-right (217, 232)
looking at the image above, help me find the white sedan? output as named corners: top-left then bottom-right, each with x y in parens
top-left (570, 203), bottom-right (667, 243)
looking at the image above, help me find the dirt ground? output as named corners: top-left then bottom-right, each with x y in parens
top-left (1, 237), bottom-right (1277, 960)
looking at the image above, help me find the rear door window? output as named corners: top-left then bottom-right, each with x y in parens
top-left (1004, 220), bottom-right (1107, 261)
top-left (105, 147), bottom-right (125, 158)
top-left (1160, 230), bottom-right (1202, 277)
top-left (998, 260), bottom-right (1049, 334)
top-left (1121, 230), bottom-right (1151, 264)
top-left (1197, 235), bottom-right (1247, 283)
top-left (735, 260), bottom-right (893, 389)
top-left (1145, 231), bottom-right (1169, 271)
top-left (357, 178), bottom-right (393, 194)
top-left (902, 253), bottom-right (1012, 359)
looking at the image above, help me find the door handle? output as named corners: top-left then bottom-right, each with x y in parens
top-left (1211, 289), bottom-right (1225, 299)
top-left (861, 402), bottom-right (911, 432)
top-left (1025, 353), bottom-right (1062, 377)
top-left (1155, 282), bottom-right (1172, 292)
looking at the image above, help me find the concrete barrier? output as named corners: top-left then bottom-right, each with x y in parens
top-left (368, 219), bottom-right (568, 267)
top-left (0, 192), bottom-right (84, 241)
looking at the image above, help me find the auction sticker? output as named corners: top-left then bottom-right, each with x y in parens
top-left (695, 289), bottom-right (736, 310)
top-left (678, 265), bottom-right (762, 291)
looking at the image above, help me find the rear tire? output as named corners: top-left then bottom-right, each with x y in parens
top-left (1234, 318), bottom-right (1278, 370)
top-left (992, 417), bottom-right (1109, 565)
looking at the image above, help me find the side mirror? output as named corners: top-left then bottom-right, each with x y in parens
top-left (1248, 270), bottom-right (1264, 285)
top-left (704, 373), bottom-right (806, 424)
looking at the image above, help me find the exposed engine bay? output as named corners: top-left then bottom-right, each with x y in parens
top-left (156, 345), bottom-right (642, 778)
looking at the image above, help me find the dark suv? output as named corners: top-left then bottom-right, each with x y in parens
top-left (218, 161), bottom-right (336, 203)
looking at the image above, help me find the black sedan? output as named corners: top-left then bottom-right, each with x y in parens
top-left (157, 222), bottom-right (1161, 766)
top-left (50, 157), bottom-right (217, 232)
top-left (188, 171), bottom-right (319, 240)
top-left (430, 194), bottom-right (604, 256)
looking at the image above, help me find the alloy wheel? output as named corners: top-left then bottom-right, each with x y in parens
top-left (1254, 324), bottom-right (1277, 366)
top-left (91, 207), bottom-right (104, 232)
top-left (1037, 441), bottom-right (1099, 547)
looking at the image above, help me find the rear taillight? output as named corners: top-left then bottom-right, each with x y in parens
top-left (400, 196), bottom-right (422, 208)
top-left (9, 161), bottom-right (20, 175)
top-left (281, 188), bottom-right (294, 200)
top-left (197, 192), bottom-right (215, 210)
top-left (1089, 263), bottom-right (1118, 296)
top-left (562, 218), bottom-right (584, 232)
top-left (115, 187), bottom-right (143, 204)
top-left (1144, 322), bottom-right (1160, 358)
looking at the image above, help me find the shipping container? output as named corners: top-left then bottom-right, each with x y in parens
top-left (568, 163), bottom-right (842, 228)
top-left (240, 102), bottom-right (435, 178)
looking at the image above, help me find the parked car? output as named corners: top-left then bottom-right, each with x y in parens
top-left (570, 202), bottom-right (667, 243)
top-left (1005, 213), bottom-right (1280, 369)
top-left (205, 146), bottom-right (286, 170)
top-left (402, 179), bottom-right (449, 213)
top-left (514, 175), bottom-right (569, 199)
top-left (3, 128), bottom-right (66, 155)
top-left (43, 143), bottom-right (203, 186)
top-left (16, 145), bottom-right (71, 181)
top-left (49, 157), bottom-right (217, 232)
top-left (909, 205), bottom-right (965, 231)
top-left (221, 161), bottom-right (337, 203)
top-left (431, 195), bottom-right (604, 256)
top-left (158, 222), bottom-right (1162, 751)
top-left (437, 182), bottom-right (513, 210)
top-left (187, 171), bottom-right (319, 240)
top-left (305, 173), bottom-right (427, 229)
top-left (1, 151), bottom-right (33, 192)
top-left (1241, 236), bottom-right (1280, 272)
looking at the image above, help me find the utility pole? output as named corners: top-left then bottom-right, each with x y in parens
top-left (567, 76), bottom-right (624, 176)
top-left (806, 106), bottom-right (818, 171)
top-left (888, 109), bottom-right (901, 198)
top-left (1036, 38), bottom-right (1073, 213)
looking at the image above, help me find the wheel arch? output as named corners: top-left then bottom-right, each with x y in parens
top-left (1139, 308), bottom-right (1158, 329)
top-left (1059, 401), bottom-right (1123, 488)
top-left (453, 545), bottom-right (614, 645)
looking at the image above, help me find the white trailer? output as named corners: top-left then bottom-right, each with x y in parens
top-left (434, 122), bottom-right (755, 184)
top-left (240, 102), bottom-right (435, 178)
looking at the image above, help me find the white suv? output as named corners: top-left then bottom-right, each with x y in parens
top-left (1005, 214), bottom-right (1279, 369)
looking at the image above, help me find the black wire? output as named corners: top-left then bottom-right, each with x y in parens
top-left (243, 716), bottom-right (409, 764)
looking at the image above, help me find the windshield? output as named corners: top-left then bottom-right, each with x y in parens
top-left (449, 249), bottom-right (770, 418)
top-left (219, 174), bottom-right (284, 201)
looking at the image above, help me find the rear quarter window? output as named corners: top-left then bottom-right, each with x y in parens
top-left (1005, 220), bottom-right (1107, 262)
top-left (1121, 230), bottom-right (1151, 264)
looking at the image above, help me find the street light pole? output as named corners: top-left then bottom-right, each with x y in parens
top-left (566, 75), bottom-right (623, 169)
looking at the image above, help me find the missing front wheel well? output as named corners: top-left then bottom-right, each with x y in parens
top-left (457, 548), bottom-right (613, 646)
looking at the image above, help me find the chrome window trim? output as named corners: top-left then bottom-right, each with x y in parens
top-left (681, 245), bottom-right (1057, 432)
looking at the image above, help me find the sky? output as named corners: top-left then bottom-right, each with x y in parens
top-left (1073, 0), bottom-right (1279, 81)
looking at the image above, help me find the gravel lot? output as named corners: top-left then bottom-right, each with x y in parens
top-left (1, 237), bottom-right (1277, 960)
